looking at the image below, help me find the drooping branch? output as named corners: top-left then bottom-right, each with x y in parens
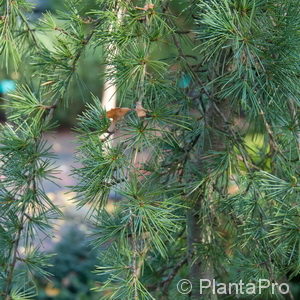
top-left (1, 12), bottom-right (101, 297)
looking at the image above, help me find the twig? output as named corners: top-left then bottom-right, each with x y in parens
top-left (45, 20), bottom-right (100, 122)
top-left (4, 215), bottom-right (24, 299)
top-left (175, 30), bottom-right (191, 34)
top-left (161, 257), bottom-right (187, 294)
top-left (147, 257), bottom-right (188, 292)
top-left (18, 11), bottom-right (39, 45)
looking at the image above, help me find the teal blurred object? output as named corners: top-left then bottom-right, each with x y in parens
top-left (179, 73), bottom-right (192, 89)
top-left (0, 80), bottom-right (16, 94)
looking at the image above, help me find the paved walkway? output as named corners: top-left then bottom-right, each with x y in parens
top-left (40, 131), bottom-right (90, 251)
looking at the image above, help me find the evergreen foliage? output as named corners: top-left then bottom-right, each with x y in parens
top-left (0, 0), bottom-right (299, 299)
top-left (35, 227), bottom-right (100, 300)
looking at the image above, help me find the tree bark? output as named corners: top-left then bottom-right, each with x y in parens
top-left (187, 98), bottom-right (232, 299)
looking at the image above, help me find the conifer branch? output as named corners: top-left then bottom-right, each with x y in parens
top-left (3, 214), bottom-right (24, 299)
top-left (3, 1), bottom-right (296, 299)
